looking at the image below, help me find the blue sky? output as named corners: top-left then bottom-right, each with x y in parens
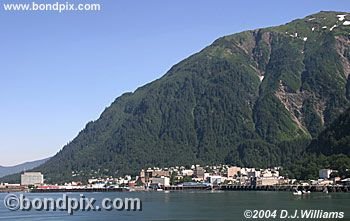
top-left (0, 0), bottom-right (349, 166)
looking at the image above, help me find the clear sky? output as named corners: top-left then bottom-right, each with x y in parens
top-left (0, 0), bottom-right (349, 166)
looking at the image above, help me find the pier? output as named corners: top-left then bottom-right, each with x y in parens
top-left (164, 186), bottom-right (211, 191)
top-left (30, 187), bottom-right (126, 193)
top-left (0, 187), bottom-right (27, 193)
top-left (219, 185), bottom-right (349, 192)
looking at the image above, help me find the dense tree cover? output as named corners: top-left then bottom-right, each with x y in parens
top-left (282, 107), bottom-right (350, 179)
top-left (2, 12), bottom-right (349, 183)
top-left (308, 108), bottom-right (350, 156)
top-left (284, 154), bottom-right (350, 180)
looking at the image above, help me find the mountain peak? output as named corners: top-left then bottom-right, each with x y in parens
top-left (269, 11), bottom-right (350, 37)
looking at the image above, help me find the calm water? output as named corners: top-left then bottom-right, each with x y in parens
top-left (0, 191), bottom-right (349, 220)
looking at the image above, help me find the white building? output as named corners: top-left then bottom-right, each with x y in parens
top-left (149, 176), bottom-right (170, 187)
top-left (261, 169), bottom-right (279, 178)
top-left (91, 183), bottom-right (106, 188)
top-left (21, 172), bottom-right (44, 186)
top-left (227, 166), bottom-right (241, 178)
top-left (247, 169), bottom-right (261, 178)
top-left (181, 169), bottom-right (194, 176)
top-left (88, 179), bottom-right (97, 184)
top-left (206, 175), bottom-right (222, 184)
top-left (319, 169), bottom-right (336, 179)
top-left (0, 183), bottom-right (21, 188)
top-left (257, 177), bottom-right (280, 186)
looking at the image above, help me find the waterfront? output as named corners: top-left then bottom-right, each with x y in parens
top-left (0, 191), bottom-right (349, 221)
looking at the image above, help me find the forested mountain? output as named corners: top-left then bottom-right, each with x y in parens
top-left (4, 11), bottom-right (350, 183)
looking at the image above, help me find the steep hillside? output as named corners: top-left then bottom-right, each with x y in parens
top-left (308, 107), bottom-right (350, 156)
top-left (24, 11), bottom-right (350, 183)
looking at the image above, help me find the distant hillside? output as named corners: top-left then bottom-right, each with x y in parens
top-left (0, 158), bottom-right (50, 178)
top-left (29, 11), bottom-right (350, 183)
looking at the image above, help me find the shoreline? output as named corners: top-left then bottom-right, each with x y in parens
top-left (1, 184), bottom-right (348, 193)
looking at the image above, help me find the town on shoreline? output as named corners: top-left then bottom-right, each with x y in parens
top-left (1, 164), bottom-right (350, 193)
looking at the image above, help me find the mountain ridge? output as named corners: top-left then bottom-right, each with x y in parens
top-left (0, 158), bottom-right (50, 178)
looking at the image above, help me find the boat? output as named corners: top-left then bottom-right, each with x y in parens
top-left (293, 189), bottom-right (302, 195)
top-left (302, 190), bottom-right (311, 194)
top-left (293, 188), bottom-right (311, 195)
top-left (323, 187), bottom-right (329, 194)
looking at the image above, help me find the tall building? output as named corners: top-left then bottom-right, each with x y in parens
top-left (194, 166), bottom-right (205, 180)
top-left (227, 166), bottom-right (241, 178)
top-left (21, 172), bottom-right (44, 186)
top-left (319, 169), bottom-right (335, 179)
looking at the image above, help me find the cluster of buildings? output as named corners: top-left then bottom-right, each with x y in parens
top-left (136, 166), bottom-right (350, 189)
top-left (315, 169), bottom-right (350, 186)
top-left (1, 166), bottom-right (349, 191)
top-left (138, 165), bottom-right (287, 188)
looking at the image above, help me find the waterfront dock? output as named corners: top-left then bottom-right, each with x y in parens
top-left (219, 184), bottom-right (349, 192)
top-left (21, 185), bottom-right (350, 193)
top-left (30, 187), bottom-right (126, 193)
top-left (0, 187), bottom-right (27, 193)
top-left (164, 186), bottom-right (211, 191)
